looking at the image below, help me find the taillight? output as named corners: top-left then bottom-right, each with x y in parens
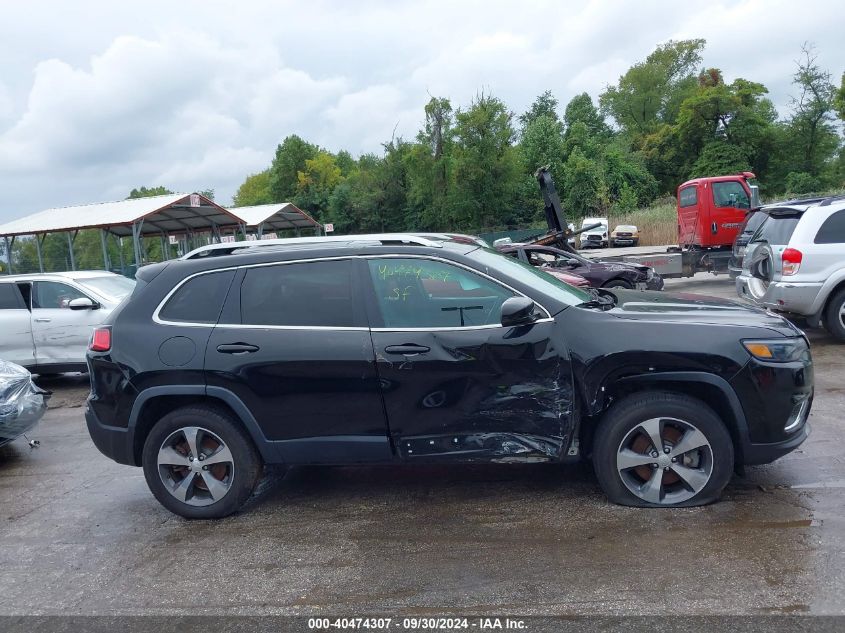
top-left (782, 248), bottom-right (802, 276)
top-left (90, 327), bottom-right (111, 352)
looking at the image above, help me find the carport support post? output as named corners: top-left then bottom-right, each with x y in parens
top-left (100, 229), bottom-right (110, 271)
top-left (66, 231), bottom-right (76, 271)
top-left (132, 221), bottom-right (143, 269)
top-left (34, 233), bottom-right (44, 273)
top-left (117, 235), bottom-right (126, 275)
top-left (3, 236), bottom-right (11, 275)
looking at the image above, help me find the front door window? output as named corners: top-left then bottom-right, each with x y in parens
top-left (366, 258), bottom-right (514, 329)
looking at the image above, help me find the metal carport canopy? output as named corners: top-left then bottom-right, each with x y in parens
top-left (231, 202), bottom-right (322, 233)
top-left (0, 193), bottom-right (241, 238)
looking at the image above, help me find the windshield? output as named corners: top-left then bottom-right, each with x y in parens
top-left (469, 248), bottom-right (592, 306)
top-left (76, 275), bottom-right (136, 300)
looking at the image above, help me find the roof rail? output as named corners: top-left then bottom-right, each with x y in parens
top-left (181, 233), bottom-right (443, 259)
top-left (819, 194), bottom-right (845, 207)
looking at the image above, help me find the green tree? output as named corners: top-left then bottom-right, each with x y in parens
top-left (600, 39), bottom-right (705, 135)
top-left (835, 72), bottom-right (845, 120)
top-left (295, 151), bottom-right (343, 218)
top-left (128, 185), bottom-right (173, 198)
top-left (405, 97), bottom-right (454, 229)
top-left (233, 169), bottom-right (273, 207)
top-left (450, 93), bottom-right (519, 229)
top-left (269, 134), bottom-right (318, 202)
top-left (519, 90), bottom-right (559, 130)
top-left (689, 141), bottom-right (752, 178)
top-left (676, 70), bottom-right (776, 179)
top-left (564, 93), bottom-right (609, 139)
top-left (785, 171), bottom-right (822, 194)
top-left (563, 147), bottom-right (607, 216)
top-left (787, 44), bottom-right (839, 178)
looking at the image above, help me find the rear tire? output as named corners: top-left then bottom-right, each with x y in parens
top-left (592, 391), bottom-right (734, 507)
top-left (142, 405), bottom-right (262, 519)
top-left (824, 288), bottom-right (845, 342)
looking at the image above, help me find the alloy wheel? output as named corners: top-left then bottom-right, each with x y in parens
top-left (616, 417), bottom-right (713, 505)
top-left (157, 426), bottom-right (235, 507)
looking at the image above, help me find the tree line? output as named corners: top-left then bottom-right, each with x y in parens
top-left (234, 39), bottom-right (844, 234)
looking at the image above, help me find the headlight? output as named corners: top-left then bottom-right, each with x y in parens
top-left (742, 337), bottom-right (809, 362)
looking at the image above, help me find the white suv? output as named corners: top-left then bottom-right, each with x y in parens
top-left (736, 196), bottom-right (845, 341)
top-left (0, 271), bottom-right (135, 373)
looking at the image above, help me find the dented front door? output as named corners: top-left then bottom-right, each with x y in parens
top-left (364, 256), bottom-right (574, 462)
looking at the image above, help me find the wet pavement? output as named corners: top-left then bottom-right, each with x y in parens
top-left (1, 275), bottom-right (844, 616)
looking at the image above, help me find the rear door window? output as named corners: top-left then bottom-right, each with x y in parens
top-left (679, 186), bottom-right (697, 208)
top-left (239, 260), bottom-right (361, 327)
top-left (814, 210), bottom-right (845, 244)
top-left (158, 269), bottom-right (236, 324)
top-left (0, 284), bottom-right (25, 309)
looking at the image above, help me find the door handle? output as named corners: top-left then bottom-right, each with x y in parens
top-left (216, 343), bottom-right (260, 354)
top-left (34, 317), bottom-right (52, 323)
top-left (384, 344), bottom-right (430, 355)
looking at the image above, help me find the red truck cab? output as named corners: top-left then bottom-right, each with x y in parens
top-left (677, 172), bottom-right (756, 249)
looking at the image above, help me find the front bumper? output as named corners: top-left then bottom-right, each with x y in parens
top-left (645, 274), bottom-right (664, 291)
top-left (85, 399), bottom-right (137, 466)
top-left (729, 351), bottom-right (813, 465)
top-left (742, 422), bottom-right (810, 465)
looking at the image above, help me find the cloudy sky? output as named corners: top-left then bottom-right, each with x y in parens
top-left (0, 0), bottom-right (842, 223)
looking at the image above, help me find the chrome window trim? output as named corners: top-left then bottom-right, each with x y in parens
top-left (152, 254), bottom-right (552, 330)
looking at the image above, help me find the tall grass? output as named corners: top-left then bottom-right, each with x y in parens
top-left (611, 196), bottom-right (677, 247)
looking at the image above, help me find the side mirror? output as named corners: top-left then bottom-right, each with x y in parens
top-left (68, 297), bottom-right (98, 310)
top-left (749, 185), bottom-right (761, 209)
top-left (501, 296), bottom-right (537, 327)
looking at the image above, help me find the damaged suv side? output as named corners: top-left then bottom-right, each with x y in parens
top-left (86, 235), bottom-right (812, 518)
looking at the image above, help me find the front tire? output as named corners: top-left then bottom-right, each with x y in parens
top-left (824, 287), bottom-right (845, 342)
top-left (592, 391), bottom-right (734, 507)
top-left (602, 279), bottom-right (633, 289)
top-left (142, 405), bottom-right (262, 519)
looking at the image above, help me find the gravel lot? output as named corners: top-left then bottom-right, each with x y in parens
top-left (1, 274), bottom-right (843, 616)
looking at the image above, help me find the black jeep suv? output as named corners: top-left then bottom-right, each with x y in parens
top-left (85, 235), bottom-right (813, 519)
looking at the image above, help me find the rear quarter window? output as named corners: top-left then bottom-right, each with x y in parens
top-left (814, 210), bottom-right (845, 244)
top-left (679, 186), bottom-right (697, 208)
top-left (158, 269), bottom-right (236, 324)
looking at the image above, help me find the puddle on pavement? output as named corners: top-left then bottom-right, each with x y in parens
top-left (791, 480), bottom-right (845, 489)
top-left (737, 519), bottom-right (820, 528)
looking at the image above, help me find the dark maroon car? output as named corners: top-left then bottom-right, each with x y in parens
top-left (498, 243), bottom-right (664, 290)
